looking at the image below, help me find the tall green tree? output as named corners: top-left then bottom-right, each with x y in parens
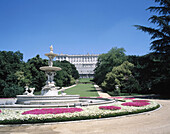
top-left (101, 61), bottom-right (139, 95)
top-left (128, 54), bottom-right (155, 93)
top-left (53, 60), bottom-right (79, 87)
top-left (134, 0), bottom-right (170, 95)
top-left (134, 0), bottom-right (170, 54)
top-left (94, 47), bottom-right (127, 85)
top-left (26, 55), bottom-right (47, 91)
top-left (0, 51), bottom-right (24, 97)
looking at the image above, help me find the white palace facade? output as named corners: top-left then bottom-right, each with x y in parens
top-left (56, 54), bottom-right (99, 78)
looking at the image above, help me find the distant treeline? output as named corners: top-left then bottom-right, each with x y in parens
top-left (0, 51), bottom-right (79, 97)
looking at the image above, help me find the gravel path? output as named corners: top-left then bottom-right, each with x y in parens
top-left (94, 85), bottom-right (111, 98)
top-left (0, 99), bottom-right (170, 134)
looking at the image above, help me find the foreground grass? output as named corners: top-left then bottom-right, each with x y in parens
top-left (65, 84), bottom-right (99, 97)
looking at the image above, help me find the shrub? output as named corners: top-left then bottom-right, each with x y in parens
top-left (3, 84), bottom-right (24, 97)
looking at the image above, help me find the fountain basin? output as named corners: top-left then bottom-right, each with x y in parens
top-left (16, 95), bottom-right (80, 105)
top-left (45, 53), bottom-right (57, 57)
top-left (0, 97), bottom-right (115, 108)
top-left (40, 66), bottom-right (61, 71)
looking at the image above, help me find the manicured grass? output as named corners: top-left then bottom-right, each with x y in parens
top-left (65, 84), bottom-right (99, 97)
top-left (78, 78), bottom-right (93, 83)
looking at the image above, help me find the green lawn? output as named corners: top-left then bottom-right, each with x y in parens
top-left (65, 84), bottom-right (99, 97)
top-left (78, 78), bottom-right (93, 83)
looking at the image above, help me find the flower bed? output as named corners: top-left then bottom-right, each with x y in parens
top-left (0, 110), bottom-right (1, 113)
top-left (22, 108), bottom-right (83, 115)
top-left (124, 97), bottom-right (135, 100)
top-left (99, 106), bottom-right (121, 110)
top-left (121, 102), bottom-right (150, 107)
top-left (0, 99), bottom-right (159, 124)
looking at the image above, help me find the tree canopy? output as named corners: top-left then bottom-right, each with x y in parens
top-left (134, 0), bottom-right (170, 54)
top-left (134, 0), bottom-right (170, 95)
top-left (94, 47), bottom-right (127, 85)
top-left (0, 51), bottom-right (24, 97)
top-left (101, 61), bottom-right (134, 92)
top-left (0, 51), bottom-right (79, 97)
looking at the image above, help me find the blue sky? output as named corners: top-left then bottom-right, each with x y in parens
top-left (0, 0), bottom-right (157, 61)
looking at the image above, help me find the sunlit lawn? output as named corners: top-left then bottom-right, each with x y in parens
top-left (65, 84), bottom-right (99, 97)
top-left (78, 78), bottom-right (93, 83)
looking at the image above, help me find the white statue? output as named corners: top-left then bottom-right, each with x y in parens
top-left (23, 86), bottom-right (35, 96)
top-left (23, 86), bottom-right (29, 95)
top-left (48, 57), bottom-right (53, 67)
top-left (50, 45), bottom-right (53, 53)
top-left (28, 88), bottom-right (35, 96)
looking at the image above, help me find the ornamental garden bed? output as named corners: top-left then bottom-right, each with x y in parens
top-left (0, 98), bottom-right (160, 124)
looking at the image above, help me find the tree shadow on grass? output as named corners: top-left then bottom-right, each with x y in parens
top-left (89, 89), bottom-right (101, 92)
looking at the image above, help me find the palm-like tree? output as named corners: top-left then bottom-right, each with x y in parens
top-left (134, 0), bottom-right (170, 54)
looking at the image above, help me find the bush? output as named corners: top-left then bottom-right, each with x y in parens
top-left (3, 84), bottom-right (24, 97)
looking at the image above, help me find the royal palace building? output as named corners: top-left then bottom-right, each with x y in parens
top-left (56, 54), bottom-right (99, 78)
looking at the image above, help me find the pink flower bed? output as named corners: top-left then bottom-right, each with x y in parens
top-left (99, 106), bottom-right (121, 110)
top-left (22, 108), bottom-right (83, 115)
top-left (133, 100), bottom-right (150, 102)
top-left (0, 110), bottom-right (1, 113)
top-left (121, 102), bottom-right (150, 107)
top-left (124, 98), bottom-right (135, 100)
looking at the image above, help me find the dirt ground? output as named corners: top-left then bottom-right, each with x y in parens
top-left (0, 99), bottom-right (170, 134)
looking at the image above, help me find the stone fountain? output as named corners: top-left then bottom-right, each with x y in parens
top-left (16, 46), bottom-right (80, 106)
top-left (40, 45), bottom-right (61, 96)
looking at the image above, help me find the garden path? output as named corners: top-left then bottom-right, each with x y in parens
top-left (1, 99), bottom-right (170, 134)
top-left (94, 84), bottom-right (111, 98)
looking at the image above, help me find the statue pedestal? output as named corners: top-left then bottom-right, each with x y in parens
top-left (41, 84), bottom-right (60, 96)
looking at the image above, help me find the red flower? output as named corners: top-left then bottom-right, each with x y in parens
top-left (22, 108), bottom-right (83, 115)
top-left (124, 98), bottom-right (135, 100)
top-left (121, 102), bottom-right (150, 107)
top-left (99, 106), bottom-right (121, 110)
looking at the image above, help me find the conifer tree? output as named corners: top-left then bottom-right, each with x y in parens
top-left (134, 0), bottom-right (170, 54)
